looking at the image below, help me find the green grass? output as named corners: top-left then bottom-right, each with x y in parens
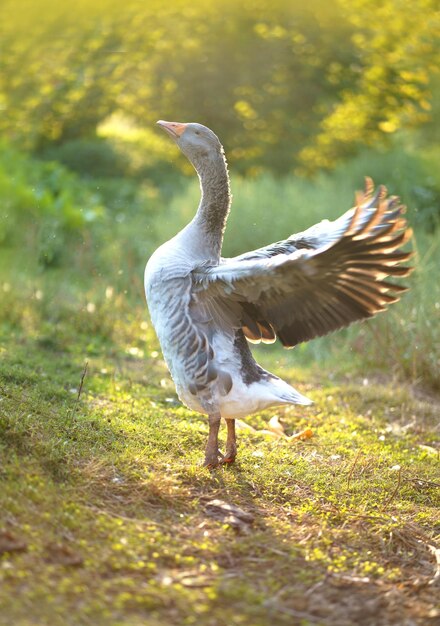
top-left (1, 142), bottom-right (439, 624)
top-left (1, 298), bottom-right (439, 625)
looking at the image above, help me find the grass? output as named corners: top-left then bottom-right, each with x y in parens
top-left (1, 293), bottom-right (439, 625)
top-left (1, 143), bottom-right (439, 624)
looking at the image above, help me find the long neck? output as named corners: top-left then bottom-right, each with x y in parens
top-left (192, 150), bottom-right (231, 257)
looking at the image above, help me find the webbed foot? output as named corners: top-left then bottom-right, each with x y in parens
top-left (203, 448), bottom-right (224, 469)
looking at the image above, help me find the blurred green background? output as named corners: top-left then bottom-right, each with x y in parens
top-left (1, 0), bottom-right (439, 387)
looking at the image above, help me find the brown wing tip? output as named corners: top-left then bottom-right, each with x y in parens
top-left (243, 325), bottom-right (262, 343)
top-left (364, 176), bottom-right (374, 197)
top-left (356, 179), bottom-right (404, 213)
top-left (355, 190), bottom-right (364, 207)
top-left (378, 184), bottom-right (388, 201)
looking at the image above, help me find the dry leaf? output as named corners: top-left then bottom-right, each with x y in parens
top-left (419, 444), bottom-right (439, 456)
top-left (205, 499), bottom-right (254, 523)
top-left (268, 415), bottom-right (286, 437)
top-left (286, 428), bottom-right (313, 443)
top-left (205, 499), bottom-right (254, 533)
top-left (0, 530), bottom-right (27, 556)
top-left (259, 429), bottom-right (284, 439)
top-left (235, 420), bottom-right (256, 432)
top-left (428, 545), bottom-right (440, 586)
top-left (44, 543), bottom-right (83, 567)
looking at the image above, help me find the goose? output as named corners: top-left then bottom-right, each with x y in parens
top-left (144, 121), bottom-right (412, 468)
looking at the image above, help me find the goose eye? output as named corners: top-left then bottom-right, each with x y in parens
top-left (195, 130), bottom-right (200, 135)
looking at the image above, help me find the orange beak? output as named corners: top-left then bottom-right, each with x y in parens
top-left (157, 120), bottom-right (187, 139)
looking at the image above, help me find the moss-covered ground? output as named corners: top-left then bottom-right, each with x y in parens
top-left (0, 307), bottom-right (439, 626)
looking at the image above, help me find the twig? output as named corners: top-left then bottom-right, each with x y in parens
top-left (77, 361), bottom-right (89, 402)
top-left (404, 477), bottom-right (440, 489)
top-left (83, 504), bottom-right (161, 526)
top-left (263, 602), bottom-right (322, 623)
top-left (347, 449), bottom-right (362, 489)
top-left (305, 578), bottom-right (326, 596)
top-left (69, 361), bottom-right (89, 419)
top-left (381, 466), bottom-right (402, 511)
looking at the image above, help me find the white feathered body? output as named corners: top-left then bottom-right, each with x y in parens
top-left (145, 222), bottom-right (312, 419)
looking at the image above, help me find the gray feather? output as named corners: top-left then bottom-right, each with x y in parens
top-left (192, 182), bottom-right (413, 348)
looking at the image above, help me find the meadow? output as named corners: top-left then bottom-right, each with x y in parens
top-left (0, 137), bottom-right (439, 625)
top-left (1, 0), bottom-right (439, 623)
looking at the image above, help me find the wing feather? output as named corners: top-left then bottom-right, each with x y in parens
top-left (192, 180), bottom-right (413, 348)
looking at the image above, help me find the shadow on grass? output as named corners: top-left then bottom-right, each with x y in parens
top-left (1, 338), bottom-right (439, 626)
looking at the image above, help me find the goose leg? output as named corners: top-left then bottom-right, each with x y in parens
top-left (222, 418), bottom-right (237, 464)
top-left (204, 414), bottom-right (222, 468)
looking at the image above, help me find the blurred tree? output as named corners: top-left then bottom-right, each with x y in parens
top-left (0, 0), bottom-right (125, 148)
top-left (0, 0), bottom-right (438, 173)
top-left (299, 0), bottom-right (440, 171)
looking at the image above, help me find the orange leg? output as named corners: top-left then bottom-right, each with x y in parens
top-left (221, 418), bottom-right (237, 464)
top-left (203, 414), bottom-right (222, 468)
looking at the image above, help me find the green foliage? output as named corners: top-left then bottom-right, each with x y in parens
top-left (0, 142), bottom-right (167, 275)
top-left (1, 0), bottom-right (439, 173)
top-left (299, 0), bottom-right (440, 171)
top-left (154, 143), bottom-right (440, 252)
top-left (40, 138), bottom-right (130, 179)
top-left (0, 143), bottom-right (104, 266)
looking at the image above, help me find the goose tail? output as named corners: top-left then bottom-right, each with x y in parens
top-left (284, 387), bottom-right (313, 406)
top-left (270, 377), bottom-right (313, 406)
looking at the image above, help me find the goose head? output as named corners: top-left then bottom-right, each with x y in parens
top-left (157, 120), bottom-right (223, 168)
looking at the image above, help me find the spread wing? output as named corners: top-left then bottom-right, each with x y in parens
top-left (192, 179), bottom-right (413, 348)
